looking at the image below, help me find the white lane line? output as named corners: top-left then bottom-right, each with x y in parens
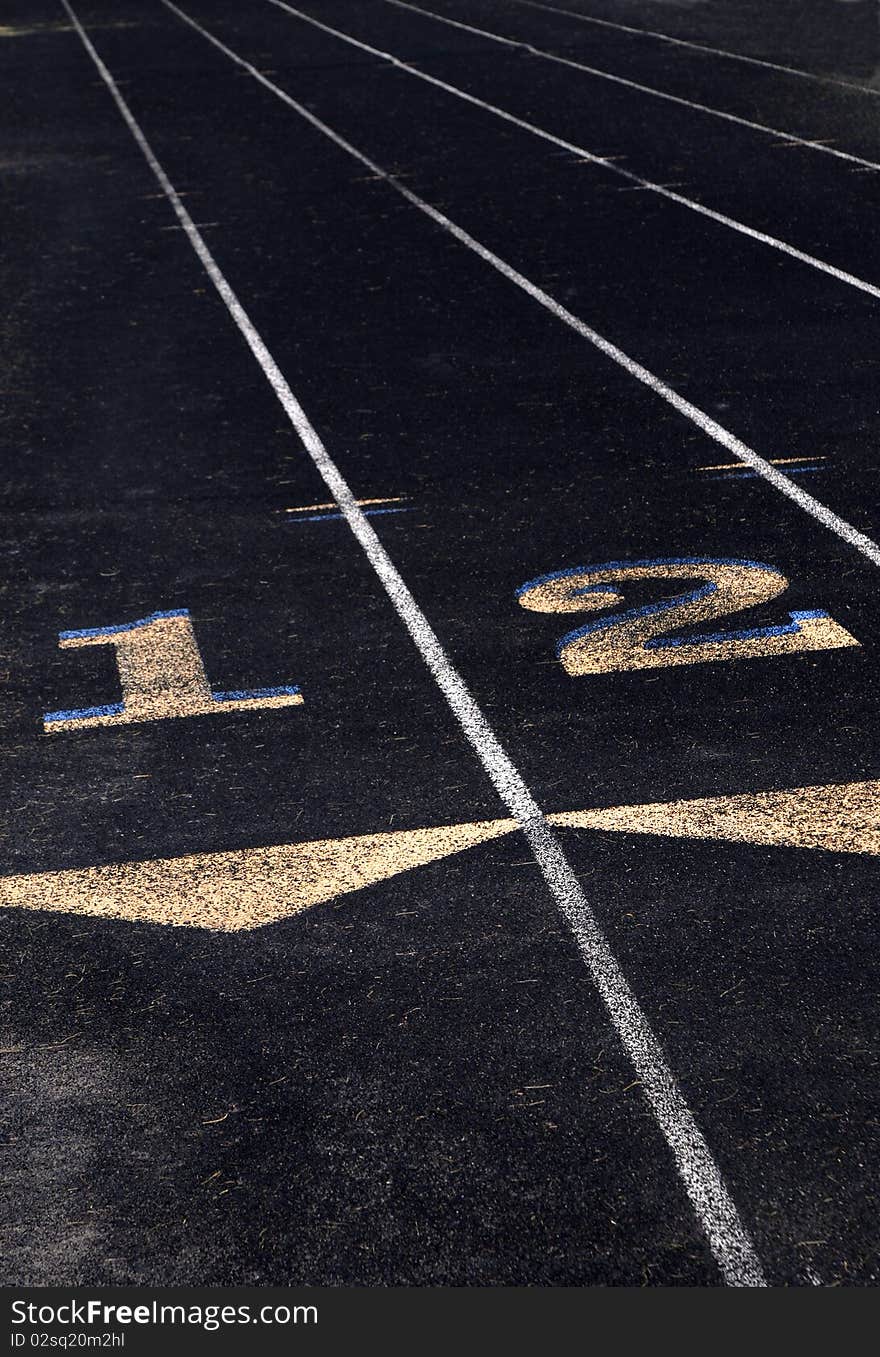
top-left (499, 0), bottom-right (880, 100)
top-left (61, 0), bottom-right (766, 1288)
top-left (384, 0), bottom-right (880, 177)
top-left (164, 0), bottom-right (880, 570)
top-left (260, 0), bottom-right (880, 307)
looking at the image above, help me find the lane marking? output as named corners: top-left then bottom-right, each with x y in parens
top-left (0, 22), bottom-right (73, 37)
top-left (264, 0), bottom-right (880, 305)
top-left (6, 776), bottom-right (879, 929)
top-left (61, 0), bottom-right (766, 1286)
top-left (516, 558), bottom-right (858, 674)
top-left (44, 609), bottom-right (302, 732)
top-left (498, 0), bottom-right (880, 100)
top-left (285, 506), bottom-right (413, 522)
top-left (1, 818), bottom-right (518, 930)
top-left (385, 0), bottom-right (880, 176)
top-left (163, 1), bottom-right (880, 569)
top-left (552, 779), bottom-right (880, 855)
top-left (706, 466), bottom-right (823, 482)
top-left (285, 496), bottom-right (409, 511)
top-left (696, 457), bottom-right (828, 472)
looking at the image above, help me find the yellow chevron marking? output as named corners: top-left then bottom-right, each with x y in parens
top-left (549, 779), bottom-right (880, 855)
top-left (0, 818), bottom-right (517, 932)
top-left (2, 780), bottom-right (878, 932)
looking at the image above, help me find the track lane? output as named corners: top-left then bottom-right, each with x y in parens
top-left (62, 0), bottom-right (772, 1287)
top-left (28, 0), bottom-right (880, 1284)
top-left (253, 0), bottom-right (880, 296)
top-left (3, 0), bottom-right (880, 1286)
top-left (0, 0), bottom-right (764, 1288)
top-left (496, 0), bottom-right (880, 100)
top-left (382, 0), bottom-right (880, 178)
top-left (158, 0), bottom-right (880, 560)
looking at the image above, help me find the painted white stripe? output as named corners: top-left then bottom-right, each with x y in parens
top-left (385, 0), bottom-right (880, 177)
top-left (501, 0), bottom-right (880, 100)
top-left (62, 0), bottom-right (766, 1288)
top-left (263, 0), bottom-right (880, 306)
top-left (163, 0), bottom-right (880, 570)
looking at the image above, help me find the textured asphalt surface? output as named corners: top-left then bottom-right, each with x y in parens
top-left (2, 0), bottom-right (880, 1286)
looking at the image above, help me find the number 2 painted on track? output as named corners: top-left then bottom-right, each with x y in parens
top-left (516, 557), bottom-right (859, 675)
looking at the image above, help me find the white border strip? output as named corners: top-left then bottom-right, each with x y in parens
top-left (501, 0), bottom-right (880, 100)
top-left (385, 0), bottom-right (880, 176)
top-left (163, 0), bottom-right (880, 569)
top-left (60, 0), bottom-right (766, 1288)
top-left (263, 0), bottom-right (880, 305)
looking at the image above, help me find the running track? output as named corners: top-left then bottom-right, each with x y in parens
top-left (1, 0), bottom-right (879, 1286)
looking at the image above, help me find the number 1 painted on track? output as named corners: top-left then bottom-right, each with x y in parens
top-left (43, 609), bottom-right (302, 733)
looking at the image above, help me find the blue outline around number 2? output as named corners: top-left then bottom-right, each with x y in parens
top-left (514, 557), bottom-right (830, 658)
